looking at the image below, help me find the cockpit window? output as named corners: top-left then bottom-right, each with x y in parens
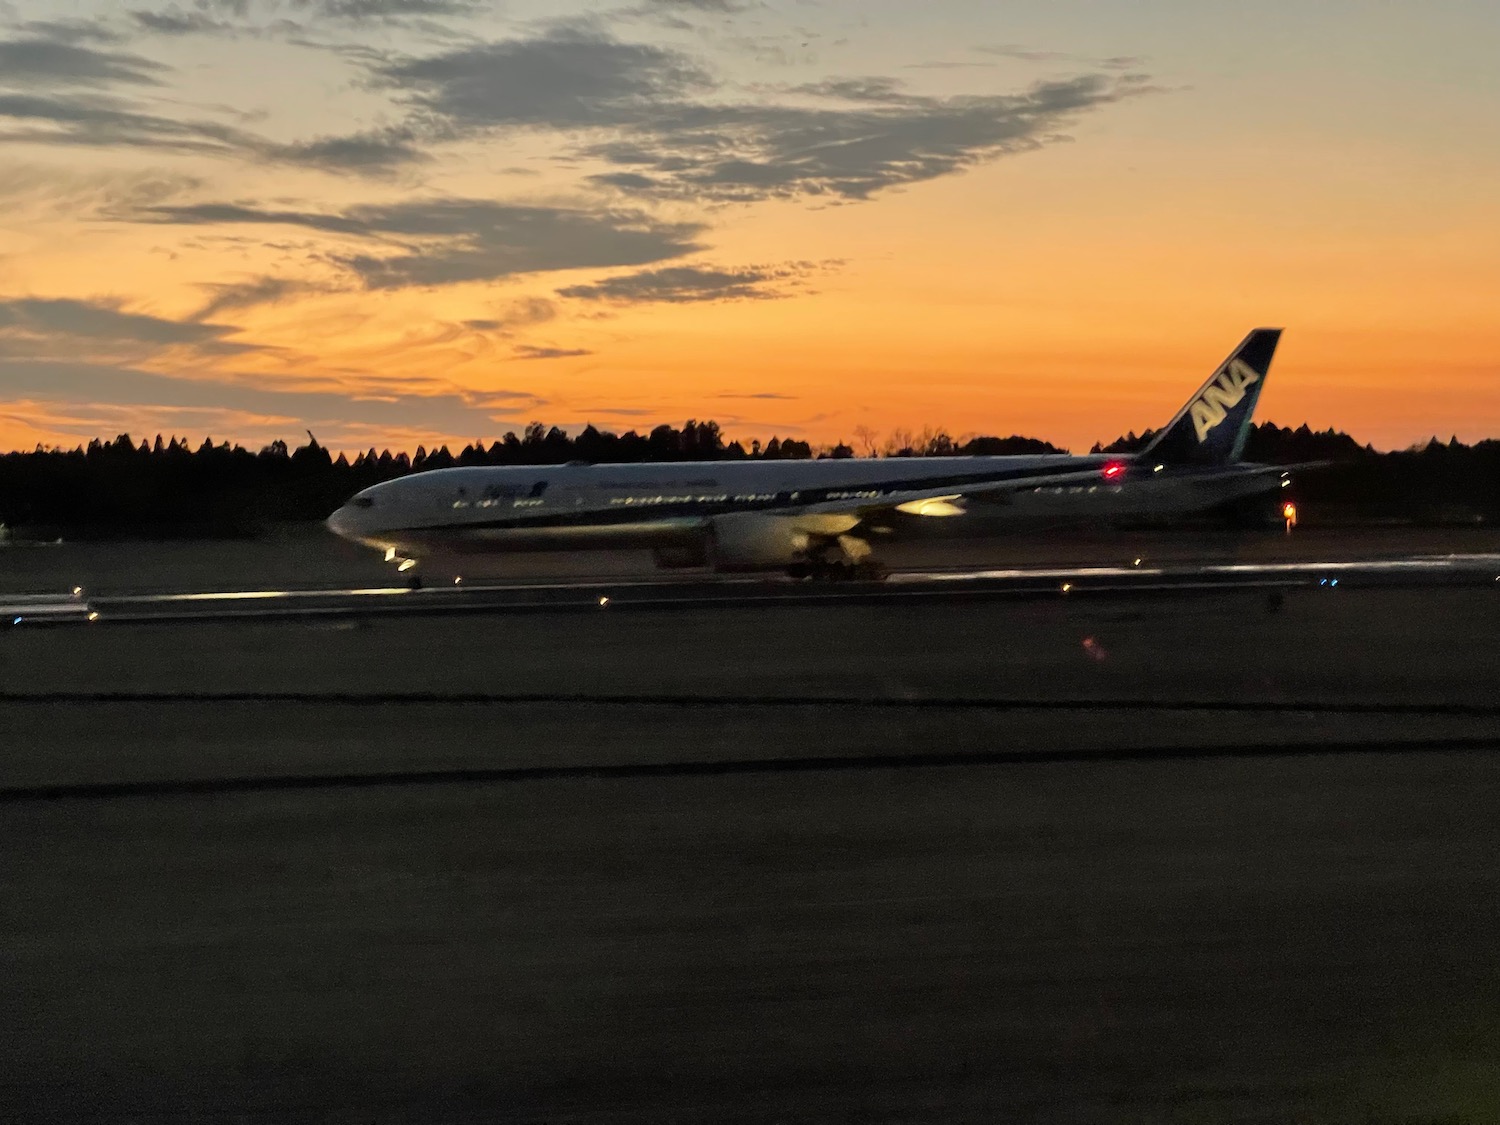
top-left (351, 496), bottom-right (375, 509)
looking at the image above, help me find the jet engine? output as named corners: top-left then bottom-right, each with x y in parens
top-left (707, 513), bottom-right (812, 571)
top-left (650, 543), bottom-right (710, 569)
top-left (707, 511), bottom-right (871, 575)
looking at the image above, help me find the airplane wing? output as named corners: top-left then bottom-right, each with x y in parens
top-left (792, 466), bottom-right (1113, 519)
top-left (791, 458), bottom-right (1332, 522)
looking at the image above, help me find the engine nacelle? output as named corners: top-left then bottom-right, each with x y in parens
top-left (708, 513), bottom-right (813, 571)
top-left (651, 543), bottom-right (709, 570)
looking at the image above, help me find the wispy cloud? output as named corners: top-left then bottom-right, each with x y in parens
top-left (616, 0), bottom-right (754, 29)
top-left (0, 296), bottom-right (256, 358)
top-left (0, 20), bottom-right (429, 173)
top-left (0, 162), bottom-right (200, 215)
top-left (6, 18), bottom-right (129, 45)
top-left (975, 45), bottom-right (1145, 70)
top-left (134, 0), bottom-right (483, 32)
top-left (0, 2), bottom-right (1163, 452)
top-left (0, 88), bottom-right (426, 173)
top-left (585, 73), bottom-right (1153, 202)
top-left (132, 198), bottom-right (707, 287)
top-left (512, 344), bottom-right (593, 360)
top-left (128, 10), bottom-right (240, 36)
top-left (558, 262), bottom-right (820, 304)
top-left (0, 360), bottom-right (546, 447)
top-left (191, 276), bottom-right (331, 320)
top-left (0, 36), bottom-right (167, 87)
top-left (364, 24), bottom-right (1154, 203)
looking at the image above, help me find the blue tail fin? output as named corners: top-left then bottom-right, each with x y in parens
top-left (1143, 328), bottom-right (1282, 466)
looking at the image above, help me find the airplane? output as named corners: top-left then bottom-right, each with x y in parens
top-left (326, 328), bottom-right (1294, 581)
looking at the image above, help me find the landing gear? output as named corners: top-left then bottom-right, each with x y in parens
top-left (391, 553), bottom-right (423, 589)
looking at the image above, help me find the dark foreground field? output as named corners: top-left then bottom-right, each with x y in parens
top-left (2, 578), bottom-right (1499, 1123)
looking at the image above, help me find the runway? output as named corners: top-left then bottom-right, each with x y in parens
top-left (3, 536), bottom-right (1499, 1122)
top-left (6, 550), bottom-right (1499, 626)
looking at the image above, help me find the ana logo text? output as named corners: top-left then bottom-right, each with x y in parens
top-left (1190, 358), bottom-right (1261, 442)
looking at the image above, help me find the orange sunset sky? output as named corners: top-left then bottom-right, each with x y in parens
top-left (1, 0), bottom-right (1497, 454)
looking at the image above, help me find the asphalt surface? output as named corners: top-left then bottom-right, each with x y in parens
top-left (2, 536), bottom-right (1499, 1122)
top-left (2, 523), bottom-right (1498, 597)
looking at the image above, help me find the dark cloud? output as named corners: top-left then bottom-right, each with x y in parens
top-left (0, 22), bottom-right (273, 161)
top-left (366, 27), bottom-right (1152, 203)
top-left (0, 37), bottom-right (168, 88)
top-left (589, 170), bottom-right (660, 191)
top-left (371, 25), bottom-right (712, 130)
top-left (557, 263), bottom-right (805, 304)
top-left (586, 73), bottom-right (1151, 202)
top-left (0, 89), bottom-right (261, 158)
top-left (1, 19), bottom-right (1147, 197)
top-left (133, 200), bottom-right (378, 235)
top-left (512, 345), bottom-right (592, 360)
top-left (125, 0), bottom-right (482, 40)
top-left (134, 198), bottom-right (706, 288)
top-left (0, 297), bottom-right (252, 355)
top-left (271, 126), bottom-right (427, 171)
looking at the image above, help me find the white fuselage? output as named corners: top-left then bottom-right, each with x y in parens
top-left (325, 454), bottom-right (1281, 571)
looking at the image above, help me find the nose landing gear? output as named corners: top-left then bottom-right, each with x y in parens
top-left (390, 554), bottom-right (423, 589)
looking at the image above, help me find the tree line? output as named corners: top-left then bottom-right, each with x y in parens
top-left (0, 419), bottom-right (1494, 535)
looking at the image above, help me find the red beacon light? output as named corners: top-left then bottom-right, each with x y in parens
top-left (1101, 461), bottom-right (1127, 482)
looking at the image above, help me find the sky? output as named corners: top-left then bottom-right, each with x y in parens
top-left (1, 0), bottom-right (1497, 454)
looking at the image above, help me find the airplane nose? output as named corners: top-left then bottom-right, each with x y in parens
top-left (326, 506), bottom-right (355, 539)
